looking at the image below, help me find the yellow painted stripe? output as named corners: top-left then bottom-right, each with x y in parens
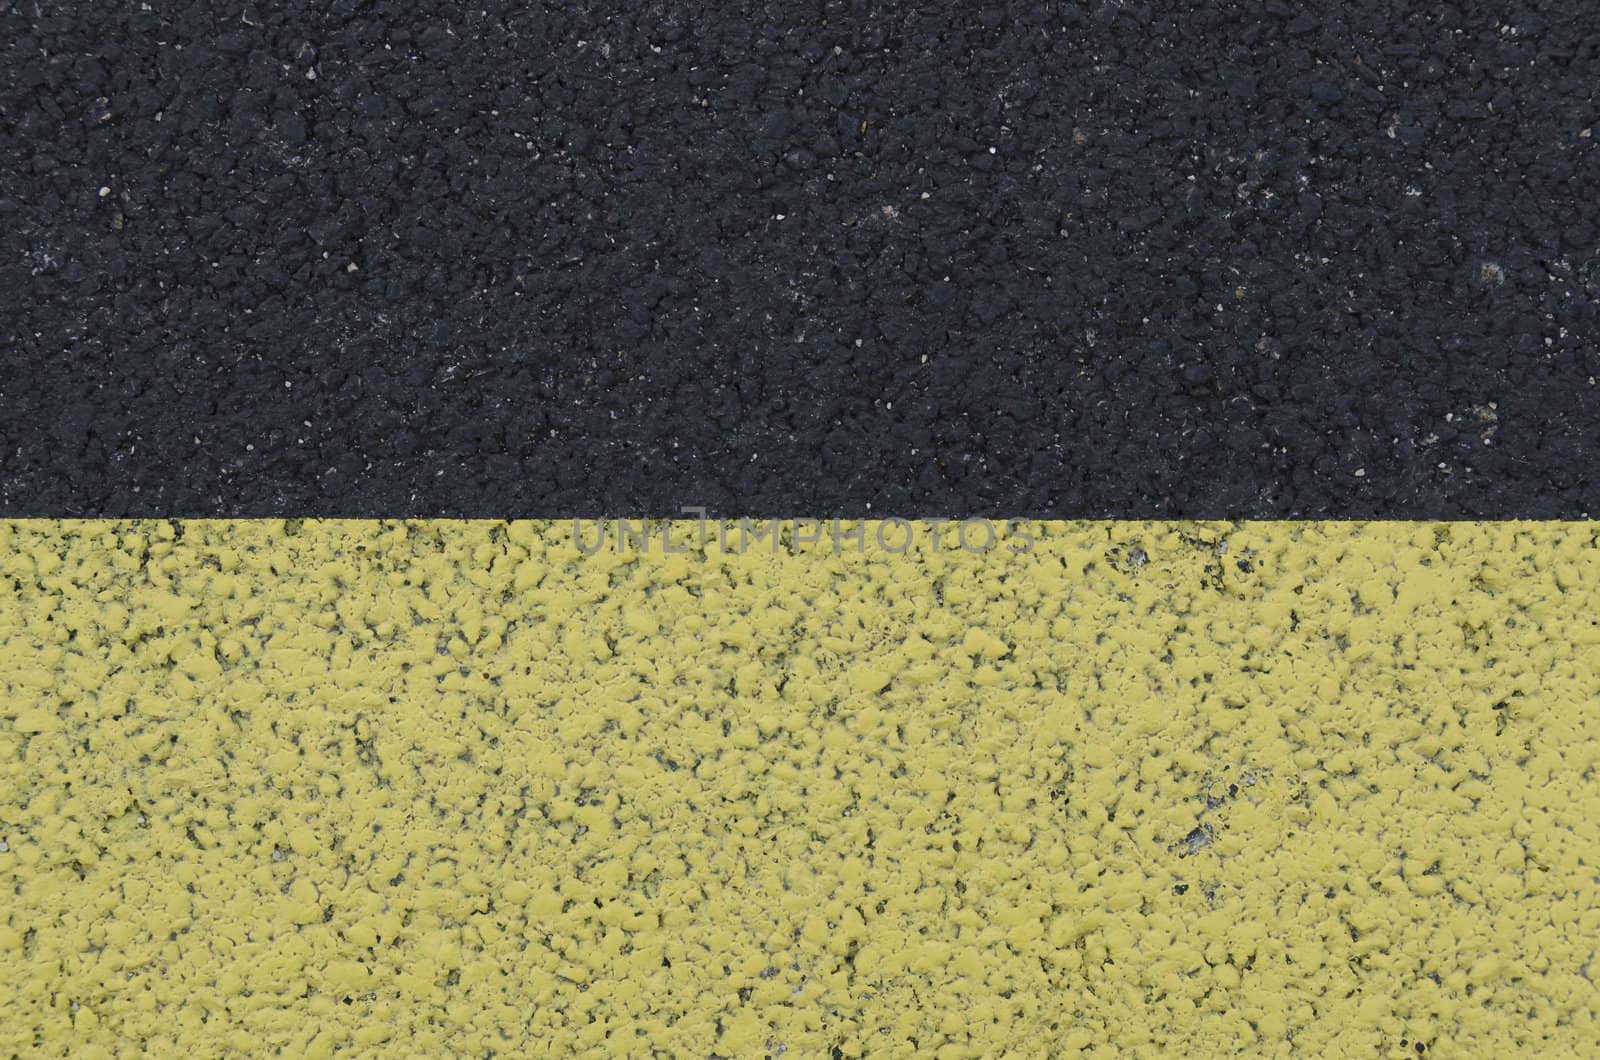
top-left (2, 521), bottom-right (1598, 1057)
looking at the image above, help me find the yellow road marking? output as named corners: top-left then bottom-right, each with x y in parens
top-left (2, 521), bottom-right (1597, 1056)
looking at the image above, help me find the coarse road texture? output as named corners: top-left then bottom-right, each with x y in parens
top-left (3, 3), bottom-right (1597, 517)
top-left (2, 520), bottom-right (1598, 1056)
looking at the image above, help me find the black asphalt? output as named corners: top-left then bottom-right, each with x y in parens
top-left (3, 2), bottom-right (1596, 517)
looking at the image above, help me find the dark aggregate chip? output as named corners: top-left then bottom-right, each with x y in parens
top-left (2, 1), bottom-right (1596, 517)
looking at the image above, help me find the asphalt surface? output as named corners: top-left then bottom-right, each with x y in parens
top-left (3, 2), bottom-right (1596, 517)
